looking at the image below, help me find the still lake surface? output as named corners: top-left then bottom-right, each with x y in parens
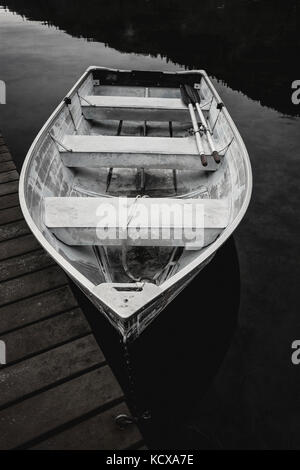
top-left (0, 1), bottom-right (299, 449)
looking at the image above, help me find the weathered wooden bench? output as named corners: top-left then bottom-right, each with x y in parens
top-left (60, 135), bottom-right (221, 170)
top-left (44, 197), bottom-right (229, 250)
top-left (80, 95), bottom-right (209, 122)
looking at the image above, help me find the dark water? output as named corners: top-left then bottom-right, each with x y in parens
top-left (0, 1), bottom-right (300, 449)
top-left (72, 238), bottom-right (240, 449)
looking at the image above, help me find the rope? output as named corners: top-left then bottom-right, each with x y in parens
top-left (48, 133), bottom-right (72, 152)
top-left (126, 195), bottom-right (142, 229)
top-left (77, 93), bottom-right (96, 107)
top-left (116, 340), bottom-right (151, 424)
top-left (218, 136), bottom-right (235, 156)
top-left (153, 247), bottom-right (179, 284)
top-left (188, 128), bottom-right (202, 136)
top-left (205, 96), bottom-right (214, 111)
top-left (65, 103), bottom-right (78, 132)
top-left (189, 123), bottom-right (209, 136)
top-left (211, 109), bottom-right (222, 133)
top-left (121, 195), bottom-right (143, 283)
top-left (207, 96), bottom-right (214, 112)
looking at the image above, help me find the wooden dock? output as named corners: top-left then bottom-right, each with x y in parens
top-left (0, 134), bottom-right (143, 450)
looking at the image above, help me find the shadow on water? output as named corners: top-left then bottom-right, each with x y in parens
top-left (70, 237), bottom-right (240, 449)
top-left (3, 0), bottom-right (300, 117)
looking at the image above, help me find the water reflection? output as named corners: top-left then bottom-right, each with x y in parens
top-left (71, 238), bottom-right (240, 449)
top-left (3, 0), bottom-right (299, 116)
top-left (0, 6), bottom-right (180, 169)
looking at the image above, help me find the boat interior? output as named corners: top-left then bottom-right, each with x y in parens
top-left (23, 69), bottom-right (248, 292)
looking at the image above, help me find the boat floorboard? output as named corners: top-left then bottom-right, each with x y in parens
top-left (0, 134), bottom-right (144, 450)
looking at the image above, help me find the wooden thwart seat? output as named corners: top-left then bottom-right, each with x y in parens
top-left (60, 135), bottom-right (221, 171)
top-left (44, 197), bottom-right (229, 250)
top-left (81, 95), bottom-right (209, 122)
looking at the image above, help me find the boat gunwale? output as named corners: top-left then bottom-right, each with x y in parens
top-left (19, 66), bottom-right (253, 321)
top-left (162, 70), bottom-right (253, 290)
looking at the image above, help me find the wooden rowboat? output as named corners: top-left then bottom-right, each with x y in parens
top-left (19, 67), bottom-right (252, 341)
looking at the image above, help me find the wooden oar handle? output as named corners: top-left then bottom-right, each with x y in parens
top-left (180, 85), bottom-right (191, 107)
top-left (212, 151), bottom-right (221, 164)
top-left (194, 130), bottom-right (207, 167)
top-left (200, 154), bottom-right (208, 167)
top-left (185, 85), bottom-right (200, 105)
top-left (181, 85), bottom-right (207, 167)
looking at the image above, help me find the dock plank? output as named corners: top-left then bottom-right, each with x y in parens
top-left (0, 152), bottom-right (12, 163)
top-left (0, 170), bottom-right (19, 184)
top-left (0, 266), bottom-right (67, 306)
top-left (0, 335), bottom-right (104, 408)
top-left (0, 146), bottom-right (11, 155)
top-left (0, 161), bottom-right (16, 173)
top-left (0, 286), bottom-right (78, 334)
top-left (1, 308), bottom-right (91, 364)
top-left (0, 134), bottom-right (143, 450)
top-left (0, 366), bottom-right (123, 449)
top-left (0, 206), bottom-right (23, 225)
top-left (0, 220), bottom-right (30, 242)
top-left (32, 402), bottom-right (142, 450)
top-left (0, 234), bottom-right (40, 261)
top-left (0, 250), bottom-right (54, 282)
top-left (0, 193), bottom-right (19, 210)
top-left (0, 181), bottom-right (19, 197)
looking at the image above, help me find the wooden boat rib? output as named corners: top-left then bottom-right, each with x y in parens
top-left (19, 67), bottom-right (252, 341)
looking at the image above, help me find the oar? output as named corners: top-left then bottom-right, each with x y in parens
top-left (180, 85), bottom-right (207, 167)
top-left (185, 85), bottom-right (220, 164)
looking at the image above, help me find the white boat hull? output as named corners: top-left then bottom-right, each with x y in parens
top-left (19, 67), bottom-right (252, 341)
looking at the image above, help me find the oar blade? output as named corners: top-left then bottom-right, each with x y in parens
top-left (180, 84), bottom-right (191, 107)
top-left (192, 86), bottom-right (201, 104)
top-left (185, 84), bottom-right (200, 104)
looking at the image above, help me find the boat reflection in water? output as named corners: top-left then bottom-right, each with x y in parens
top-left (71, 236), bottom-right (240, 449)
